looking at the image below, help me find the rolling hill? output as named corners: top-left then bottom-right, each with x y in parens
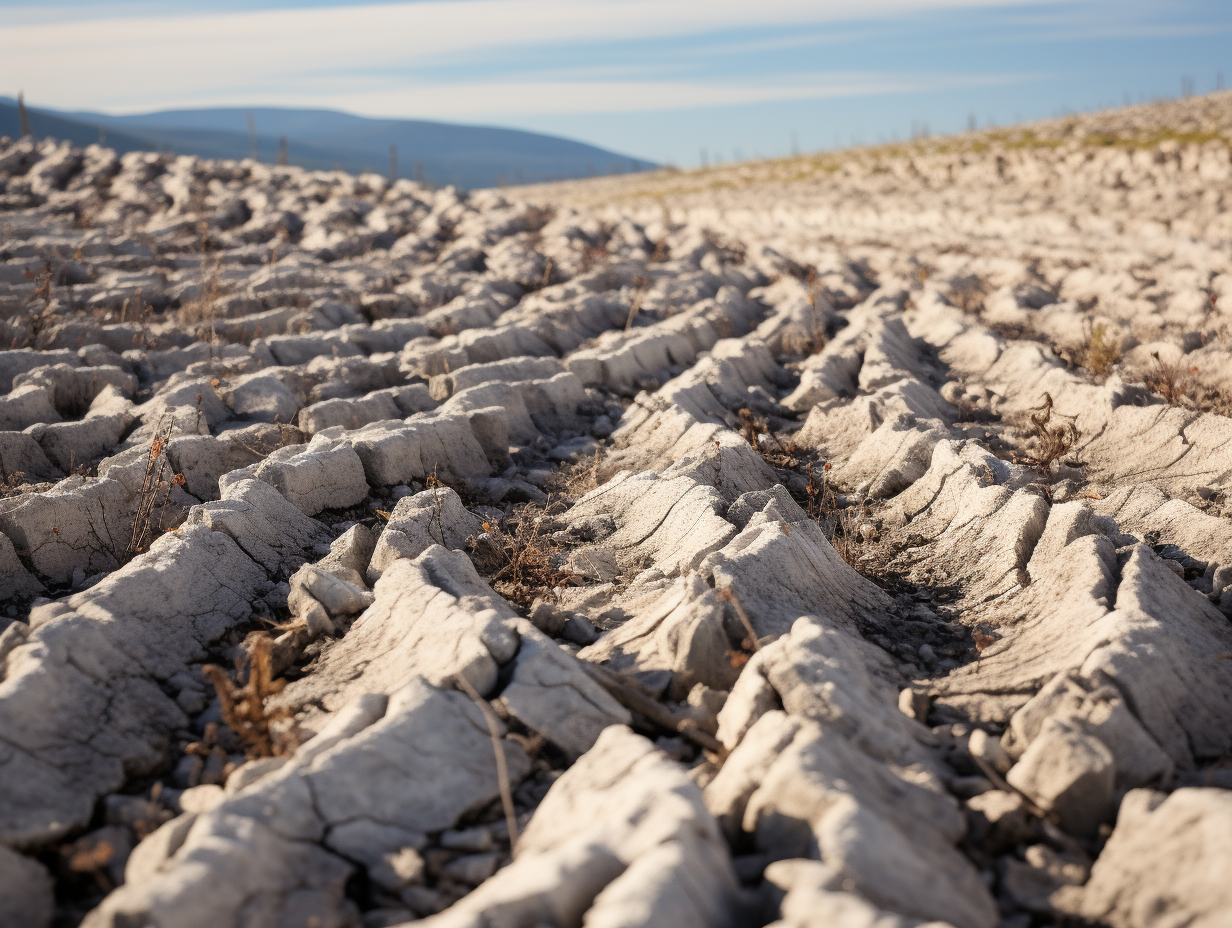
top-left (0, 98), bottom-right (656, 189)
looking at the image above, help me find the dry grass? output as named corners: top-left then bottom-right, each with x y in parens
top-left (1144, 350), bottom-right (1196, 406)
top-left (1, 470), bottom-right (28, 499)
top-left (126, 418), bottom-right (187, 560)
top-left (201, 633), bottom-right (296, 759)
top-left (1080, 322), bottom-right (1122, 376)
top-left (180, 224), bottom-right (227, 329)
top-left (737, 408), bottom-right (800, 470)
top-left (1022, 393), bottom-right (1081, 473)
top-left (947, 275), bottom-right (990, 314)
top-left (734, 418), bottom-right (867, 567)
top-left (469, 503), bottom-right (570, 611)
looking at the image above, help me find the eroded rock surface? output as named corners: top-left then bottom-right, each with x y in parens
top-left (2, 93), bottom-right (1231, 926)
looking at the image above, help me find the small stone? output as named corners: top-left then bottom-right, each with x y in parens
top-left (898, 687), bottom-right (930, 721)
top-left (400, 885), bottom-right (450, 917)
top-left (654, 736), bottom-right (691, 761)
top-left (225, 757), bottom-right (288, 795)
top-left (362, 908), bottom-right (415, 928)
top-left (591, 414), bottom-right (614, 438)
top-left (369, 847), bottom-right (425, 892)
top-left (179, 784), bottom-right (225, 814)
top-left (302, 600), bottom-right (335, 638)
top-left (1006, 719), bottom-right (1115, 836)
top-left (176, 689), bottom-right (208, 716)
top-left (439, 826), bottom-right (493, 853)
top-left (391, 484), bottom-right (414, 500)
top-left (966, 790), bottom-right (1035, 853)
top-left (968, 728), bottom-right (1012, 774)
top-left (172, 754), bottom-right (203, 789)
top-left (562, 613), bottom-right (599, 646)
top-left (1001, 843), bottom-right (1089, 914)
top-left (440, 851), bottom-right (500, 886)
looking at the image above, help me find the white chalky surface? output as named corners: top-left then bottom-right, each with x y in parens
top-left (1, 93), bottom-right (1231, 928)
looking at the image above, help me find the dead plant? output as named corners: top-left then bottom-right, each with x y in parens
top-left (624, 276), bottom-right (650, 330)
top-left (1, 470), bottom-right (26, 499)
top-left (737, 408), bottom-right (799, 470)
top-left (453, 674), bottom-right (520, 857)
top-left (470, 504), bottom-right (568, 611)
top-left (947, 275), bottom-right (990, 314)
top-left (717, 586), bottom-right (760, 652)
top-left (1023, 393), bottom-right (1081, 473)
top-left (802, 460), bottom-right (864, 566)
top-left (180, 223), bottom-right (226, 328)
top-left (1144, 351), bottom-right (1196, 406)
top-left (1080, 322), bottom-right (1121, 376)
top-left (126, 418), bottom-right (187, 559)
top-left (798, 268), bottom-right (828, 355)
top-left (201, 633), bottom-right (296, 759)
top-left (579, 241), bottom-right (609, 273)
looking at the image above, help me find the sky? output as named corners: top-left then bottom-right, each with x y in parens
top-left (2, 0), bottom-right (1230, 166)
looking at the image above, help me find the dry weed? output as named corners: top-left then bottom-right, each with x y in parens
top-left (126, 418), bottom-right (187, 559)
top-left (470, 505), bottom-right (568, 611)
top-left (1144, 351), bottom-right (1196, 406)
top-left (1023, 393), bottom-right (1081, 473)
top-left (1080, 322), bottom-right (1121, 376)
top-left (737, 408), bottom-right (800, 469)
top-left (1, 471), bottom-right (27, 499)
top-left (948, 275), bottom-right (989, 313)
top-left (201, 633), bottom-right (296, 759)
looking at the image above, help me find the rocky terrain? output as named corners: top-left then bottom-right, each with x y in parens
top-left (1, 91), bottom-right (1231, 928)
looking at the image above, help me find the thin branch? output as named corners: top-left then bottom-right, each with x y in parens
top-left (454, 674), bottom-right (520, 857)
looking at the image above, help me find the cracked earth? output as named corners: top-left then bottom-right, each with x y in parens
top-left (1, 91), bottom-right (1232, 928)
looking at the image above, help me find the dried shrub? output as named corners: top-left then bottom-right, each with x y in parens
top-left (579, 241), bottom-right (610, 273)
top-left (1081, 322), bottom-right (1121, 376)
top-left (201, 633), bottom-right (296, 759)
top-left (1, 470), bottom-right (27, 499)
top-left (947, 275), bottom-right (990, 313)
top-left (180, 224), bottom-right (227, 327)
top-left (126, 418), bottom-right (187, 559)
top-left (1023, 393), bottom-right (1081, 473)
top-left (737, 408), bottom-right (800, 470)
top-left (24, 260), bottom-right (53, 305)
top-left (469, 504), bottom-right (569, 611)
top-left (1144, 350), bottom-right (1196, 406)
top-left (802, 460), bottom-right (867, 566)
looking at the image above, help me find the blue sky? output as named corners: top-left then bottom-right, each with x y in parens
top-left (2, 0), bottom-right (1229, 166)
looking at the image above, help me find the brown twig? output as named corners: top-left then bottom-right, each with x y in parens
top-left (718, 587), bottom-right (760, 651)
top-left (454, 674), bottom-right (520, 857)
top-left (201, 633), bottom-right (294, 759)
top-left (579, 662), bottom-right (726, 755)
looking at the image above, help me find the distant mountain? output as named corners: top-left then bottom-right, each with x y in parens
top-left (0, 99), bottom-right (656, 189)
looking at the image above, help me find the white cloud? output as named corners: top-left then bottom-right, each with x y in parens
top-left (0, 0), bottom-right (1064, 115)
top-left (222, 72), bottom-right (1037, 120)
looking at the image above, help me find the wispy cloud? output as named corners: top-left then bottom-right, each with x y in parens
top-left (0, 0), bottom-right (1065, 115)
top-left (296, 72), bottom-right (1040, 119)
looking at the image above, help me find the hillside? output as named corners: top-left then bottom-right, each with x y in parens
top-left (0, 98), bottom-right (656, 189)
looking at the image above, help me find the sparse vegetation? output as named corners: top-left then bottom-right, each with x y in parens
top-left (469, 503), bottom-right (570, 611)
top-left (201, 632), bottom-right (296, 759)
top-left (1144, 350), bottom-right (1196, 406)
top-left (126, 418), bottom-right (187, 560)
top-left (1080, 322), bottom-right (1122, 376)
top-left (1022, 392), bottom-right (1081, 473)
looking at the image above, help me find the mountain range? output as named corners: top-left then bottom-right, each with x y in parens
top-left (0, 98), bottom-right (656, 189)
